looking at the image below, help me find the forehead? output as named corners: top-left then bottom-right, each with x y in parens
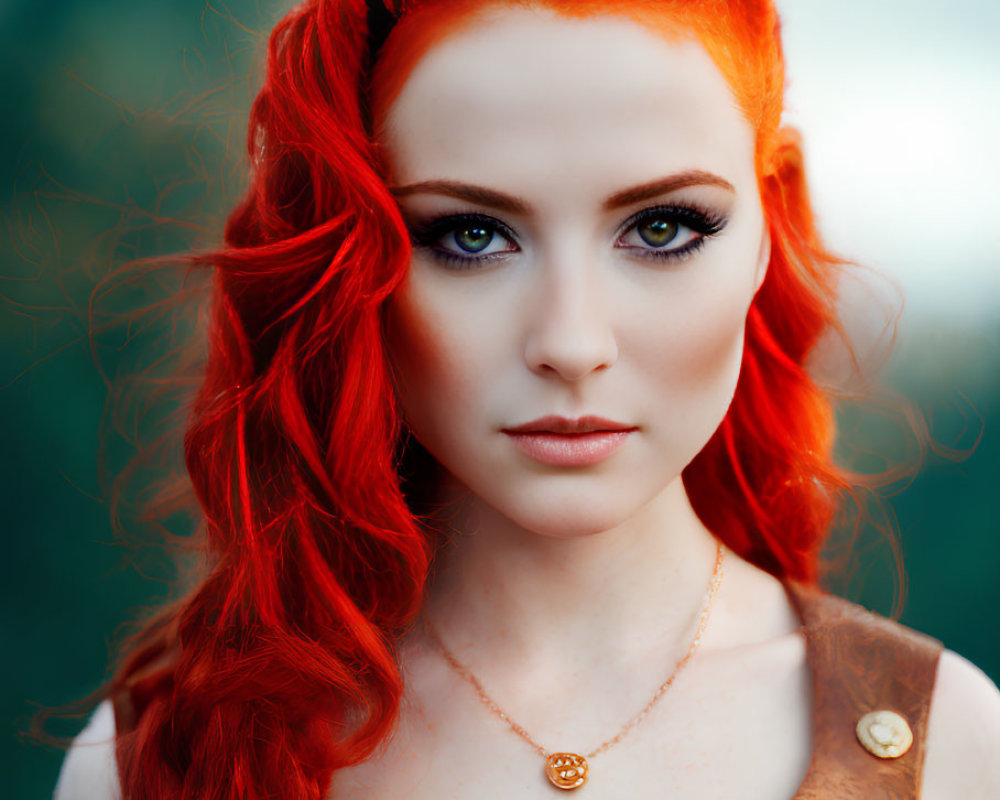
top-left (379, 5), bottom-right (757, 198)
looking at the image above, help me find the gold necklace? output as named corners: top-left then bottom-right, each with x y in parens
top-left (423, 541), bottom-right (725, 791)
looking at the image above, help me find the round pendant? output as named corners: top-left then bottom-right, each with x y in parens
top-left (545, 752), bottom-right (589, 790)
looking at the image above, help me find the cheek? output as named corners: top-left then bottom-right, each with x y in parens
top-left (383, 285), bottom-right (436, 424)
top-left (382, 275), bottom-right (489, 445)
top-left (630, 269), bottom-right (752, 442)
top-left (671, 299), bottom-right (746, 385)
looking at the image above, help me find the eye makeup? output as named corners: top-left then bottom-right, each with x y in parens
top-left (405, 201), bottom-right (729, 271)
top-left (407, 212), bottom-right (520, 270)
top-left (615, 203), bottom-right (727, 264)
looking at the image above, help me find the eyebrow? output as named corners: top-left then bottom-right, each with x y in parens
top-left (389, 170), bottom-right (735, 214)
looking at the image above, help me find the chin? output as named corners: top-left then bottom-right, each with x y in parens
top-left (510, 511), bottom-right (631, 541)
top-left (480, 478), bottom-right (663, 540)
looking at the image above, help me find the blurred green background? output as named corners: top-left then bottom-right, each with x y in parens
top-left (2, 1), bottom-right (998, 797)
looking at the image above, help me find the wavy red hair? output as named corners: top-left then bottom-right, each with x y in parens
top-left (107, 1), bottom-right (870, 797)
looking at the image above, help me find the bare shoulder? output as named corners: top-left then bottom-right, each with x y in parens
top-left (921, 650), bottom-right (1000, 800)
top-left (53, 699), bottom-right (121, 800)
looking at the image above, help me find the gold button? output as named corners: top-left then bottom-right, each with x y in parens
top-left (856, 710), bottom-right (913, 758)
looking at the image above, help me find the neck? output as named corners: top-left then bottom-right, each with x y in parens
top-left (417, 474), bottom-right (723, 675)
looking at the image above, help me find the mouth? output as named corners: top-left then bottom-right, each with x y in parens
top-left (501, 416), bottom-right (637, 466)
top-left (501, 414), bottom-right (636, 435)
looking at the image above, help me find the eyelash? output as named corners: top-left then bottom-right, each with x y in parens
top-left (408, 214), bottom-right (520, 270)
top-left (407, 204), bottom-right (728, 270)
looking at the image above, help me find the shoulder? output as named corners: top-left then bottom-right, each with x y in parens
top-left (53, 699), bottom-right (122, 800)
top-left (921, 649), bottom-right (1000, 799)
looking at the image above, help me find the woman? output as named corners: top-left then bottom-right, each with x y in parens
top-left (54, 0), bottom-right (1000, 798)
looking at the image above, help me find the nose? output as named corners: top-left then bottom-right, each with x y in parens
top-left (522, 249), bottom-right (619, 382)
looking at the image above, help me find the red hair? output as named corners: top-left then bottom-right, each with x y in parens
top-left (106, 1), bottom-right (876, 797)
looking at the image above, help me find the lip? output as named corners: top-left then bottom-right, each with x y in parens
top-left (502, 415), bottom-right (635, 435)
top-left (501, 416), bottom-right (637, 467)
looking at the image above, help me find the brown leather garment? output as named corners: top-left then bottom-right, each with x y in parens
top-left (783, 581), bottom-right (943, 799)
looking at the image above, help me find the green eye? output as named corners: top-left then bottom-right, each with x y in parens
top-left (616, 203), bottom-right (727, 264)
top-left (454, 226), bottom-right (493, 253)
top-left (410, 213), bottom-right (518, 269)
top-left (637, 218), bottom-right (679, 248)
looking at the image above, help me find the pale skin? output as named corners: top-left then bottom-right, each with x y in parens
top-left (54, 6), bottom-right (1000, 800)
top-left (336, 6), bottom-right (1000, 800)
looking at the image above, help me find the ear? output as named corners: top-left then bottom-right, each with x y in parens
top-left (753, 223), bottom-right (771, 295)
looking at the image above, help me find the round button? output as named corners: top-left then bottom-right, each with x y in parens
top-left (856, 710), bottom-right (913, 758)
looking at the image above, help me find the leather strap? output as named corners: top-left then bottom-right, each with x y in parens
top-left (784, 580), bottom-right (943, 799)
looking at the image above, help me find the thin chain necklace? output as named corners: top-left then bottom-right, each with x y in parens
top-left (422, 541), bottom-right (726, 791)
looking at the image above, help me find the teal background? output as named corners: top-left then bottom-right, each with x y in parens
top-left (2, 1), bottom-right (998, 797)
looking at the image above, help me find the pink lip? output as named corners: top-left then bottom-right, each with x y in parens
top-left (503, 430), bottom-right (634, 466)
top-left (503, 415), bottom-right (635, 435)
top-left (501, 416), bottom-right (637, 467)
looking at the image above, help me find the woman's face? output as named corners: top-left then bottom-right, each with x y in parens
top-left (379, 5), bottom-right (769, 538)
